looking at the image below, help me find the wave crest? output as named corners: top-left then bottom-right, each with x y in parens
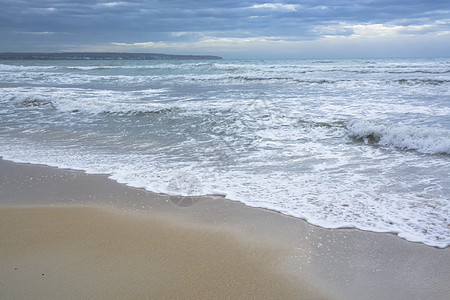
top-left (10, 95), bottom-right (54, 108)
top-left (347, 120), bottom-right (450, 154)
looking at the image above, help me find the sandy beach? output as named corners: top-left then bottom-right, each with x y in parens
top-left (0, 205), bottom-right (318, 299)
top-left (1, 158), bottom-right (449, 299)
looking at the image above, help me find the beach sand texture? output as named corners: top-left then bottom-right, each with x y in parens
top-left (1, 159), bottom-right (449, 299)
top-left (0, 205), bottom-right (320, 299)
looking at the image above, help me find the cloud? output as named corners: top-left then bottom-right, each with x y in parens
top-left (18, 31), bottom-right (56, 35)
top-left (96, 2), bottom-right (131, 7)
top-left (249, 3), bottom-right (299, 11)
top-left (98, 21), bottom-right (449, 58)
top-left (315, 20), bottom-right (450, 39)
top-left (0, 0), bottom-right (449, 57)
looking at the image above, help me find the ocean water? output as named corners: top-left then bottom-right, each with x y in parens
top-left (0, 58), bottom-right (449, 248)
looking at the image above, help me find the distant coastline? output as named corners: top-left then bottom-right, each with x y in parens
top-left (0, 52), bottom-right (222, 60)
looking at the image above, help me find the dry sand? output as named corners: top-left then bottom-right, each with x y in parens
top-left (1, 159), bottom-right (449, 299)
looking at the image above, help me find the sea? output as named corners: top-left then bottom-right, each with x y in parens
top-left (0, 58), bottom-right (449, 248)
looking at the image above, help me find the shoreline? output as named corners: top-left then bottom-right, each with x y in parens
top-left (1, 155), bottom-right (447, 249)
top-left (1, 158), bottom-right (449, 299)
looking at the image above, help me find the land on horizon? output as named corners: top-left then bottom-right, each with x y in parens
top-left (0, 52), bottom-right (222, 60)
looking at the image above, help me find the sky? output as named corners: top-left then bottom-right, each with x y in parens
top-left (0, 0), bottom-right (449, 59)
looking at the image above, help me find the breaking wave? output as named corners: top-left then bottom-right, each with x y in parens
top-left (1, 87), bottom-right (172, 115)
top-left (347, 120), bottom-right (450, 155)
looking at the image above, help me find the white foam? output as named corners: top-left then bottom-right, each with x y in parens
top-left (0, 64), bottom-right (57, 71)
top-left (0, 87), bottom-right (171, 115)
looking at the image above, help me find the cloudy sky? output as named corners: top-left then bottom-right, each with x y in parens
top-left (0, 0), bottom-right (449, 58)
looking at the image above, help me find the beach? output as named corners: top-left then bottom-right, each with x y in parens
top-left (1, 56), bottom-right (449, 300)
top-left (1, 158), bottom-right (449, 299)
top-left (1, 58), bottom-right (448, 248)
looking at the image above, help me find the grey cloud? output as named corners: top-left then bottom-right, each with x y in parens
top-left (0, 0), bottom-right (448, 54)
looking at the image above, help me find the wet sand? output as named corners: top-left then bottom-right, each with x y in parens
top-left (0, 205), bottom-right (321, 299)
top-left (1, 158), bottom-right (449, 299)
